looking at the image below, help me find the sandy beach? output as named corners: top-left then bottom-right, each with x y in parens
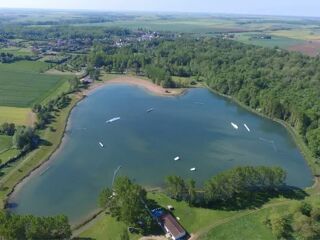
top-left (81, 75), bottom-right (186, 97)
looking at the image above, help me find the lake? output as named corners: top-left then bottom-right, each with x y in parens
top-left (9, 84), bottom-right (313, 223)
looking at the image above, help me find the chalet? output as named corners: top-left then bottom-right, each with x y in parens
top-left (161, 213), bottom-right (186, 240)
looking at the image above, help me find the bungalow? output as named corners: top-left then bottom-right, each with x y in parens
top-left (161, 213), bottom-right (186, 240)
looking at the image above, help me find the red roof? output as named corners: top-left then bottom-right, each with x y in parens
top-left (161, 213), bottom-right (186, 238)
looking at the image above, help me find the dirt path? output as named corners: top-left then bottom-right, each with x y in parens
top-left (190, 200), bottom-right (292, 240)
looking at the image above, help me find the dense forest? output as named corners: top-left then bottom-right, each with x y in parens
top-left (88, 38), bottom-right (320, 165)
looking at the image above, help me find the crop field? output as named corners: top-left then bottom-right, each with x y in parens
top-left (0, 107), bottom-right (33, 126)
top-left (235, 33), bottom-right (305, 48)
top-left (287, 40), bottom-right (320, 56)
top-left (74, 18), bottom-right (247, 33)
top-left (272, 29), bottom-right (320, 41)
top-left (0, 61), bottom-right (71, 107)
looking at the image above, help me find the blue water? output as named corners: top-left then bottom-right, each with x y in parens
top-left (10, 85), bottom-right (313, 223)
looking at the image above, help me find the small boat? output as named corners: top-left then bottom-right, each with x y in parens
top-left (106, 117), bottom-right (121, 123)
top-left (244, 124), bottom-right (250, 132)
top-left (190, 168), bottom-right (196, 171)
top-left (99, 142), bottom-right (104, 147)
top-left (174, 156), bottom-right (180, 161)
top-left (231, 122), bottom-right (238, 130)
top-left (146, 108), bottom-right (154, 113)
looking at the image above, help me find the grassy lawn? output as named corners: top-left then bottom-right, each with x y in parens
top-left (0, 61), bottom-right (72, 107)
top-left (0, 106), bottom-right (32, 126)
top-left (0, 149), bottom-right (21, 165)
top-left (200, 206), bottom-right (284, 240)
top-left (148, 192), bottom-right (236, 234)
top-left (78, 214), bottom-right (141, 240)
top-left (0, 135), bottom-right (20, 165)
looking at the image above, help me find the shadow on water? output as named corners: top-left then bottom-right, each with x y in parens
top-left (5, 202), bottom-right (18, 209)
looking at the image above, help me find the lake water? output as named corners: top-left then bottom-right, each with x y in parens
top-left (9, 84), bottom-right (313, 223)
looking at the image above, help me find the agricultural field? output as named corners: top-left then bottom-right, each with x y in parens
top-left (235, 33), bottom-right (306, 48)
top-left (272, 29), bottom-right (320, 41)
top-left (0, 61), bottom-right (72, 108)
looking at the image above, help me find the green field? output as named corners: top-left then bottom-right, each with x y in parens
top-left (0, 135), bottom-right (20, 165)
top-left (0, 136), bottom-right (12, 153)
top-left (0, 106), bottom-right (32, 126)
top-left (0, 61), bottom-right (71, 107)
top-left (235, 33), bottom-right (305, 48)
top-left (78, 215), bottom-right (140, 240)
top-left (0, 47), bottom-right (34, 56)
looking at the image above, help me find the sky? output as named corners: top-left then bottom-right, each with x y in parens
top-left (0, 0), bottom-right (319, 17)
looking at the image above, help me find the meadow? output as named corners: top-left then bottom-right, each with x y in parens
top-left (0, 61), bottom-right (71, 108)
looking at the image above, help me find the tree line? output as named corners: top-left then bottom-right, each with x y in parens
top-left (0, 211), bottom-right (71, 240)
top-left (165, 166), bottom-right (287, 208)
top-left (88, 37), bottom-right (320, 164)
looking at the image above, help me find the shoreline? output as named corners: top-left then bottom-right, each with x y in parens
top-left (82, 75), bottom-right (187, 97)
top-left (204, 83), bottom-right (319, 178)
top-left (5, 75), bottom-right (186, 223)
top-left (5, 76), bottom-right (317, 233)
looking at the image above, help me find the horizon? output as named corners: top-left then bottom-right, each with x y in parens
top-left (0, 0), bottom-right (319, 18)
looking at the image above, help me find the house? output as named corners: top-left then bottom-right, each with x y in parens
top-left (80, 76), bottom-right (93, 84)
top-left (161, 213), bottom-right (186, 240)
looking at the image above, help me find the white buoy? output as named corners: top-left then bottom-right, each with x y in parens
top-left (190, 168), bottom-right (196, 171)
top-left (244, 124), bottom-right (250, 132)
top-left (174, 156), bottom-right (180, 161)
top-left (99, 142), bottom-right (104, 147)
top-left (231, 122), bottom-right (238, 129)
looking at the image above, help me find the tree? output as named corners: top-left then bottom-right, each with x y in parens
top-left (165, 175), bottom-right (186, 201)
top-left (0, 123), bottom-right (15, 136)
top-left (98, 187), bottom-right (113, 209)
top-left (0, 211), bottom-right (71, 240)
top-left (268, 211), bottom-right (291, 239)
top-left (186, 179), bottom-right (197, 205)
top-left (99, 177), bottom-right (152, 233)
top-left (13, 127), bottom-right (39, 152)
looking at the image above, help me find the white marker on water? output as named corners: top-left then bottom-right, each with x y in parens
top-left (244, 124), bottom-right (251, 132)
top-left (231, 122), bottom-right (238, 130)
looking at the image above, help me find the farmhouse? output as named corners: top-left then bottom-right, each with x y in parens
top-left (161, 213), bottom-right (186, 240)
